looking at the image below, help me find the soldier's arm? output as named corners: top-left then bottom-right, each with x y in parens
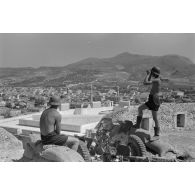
top-left (55, 114), bottom-right (62, 134)
top-left (143, 71), bottom-right (152, 85)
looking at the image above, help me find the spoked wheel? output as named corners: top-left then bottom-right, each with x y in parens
top-left (128, 135), bottom-right (147, 157)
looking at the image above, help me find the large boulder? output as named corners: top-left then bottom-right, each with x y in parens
top-left (0, 127), bottom-right (23, 161)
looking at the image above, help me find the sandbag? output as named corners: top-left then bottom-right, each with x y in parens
top-left (23, 140), bottom-right (43, 160)
top-left (28, 133), bottom-right (41, 143)
top-left (21, 133), bottom-right (41, 156)
top-left (23, 143), bottom-right (35, 159)
top-left (40, 145), bottom-right (84, 162)
top-left (24, 140), bottom-right (85, 162)
top-left (146, 140), bottom-right (174, 157)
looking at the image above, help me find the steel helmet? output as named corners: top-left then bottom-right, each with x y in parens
top-left (48, 96), bottom-right (61, 106)
top-left (151, 66), bottom-right (160, 76)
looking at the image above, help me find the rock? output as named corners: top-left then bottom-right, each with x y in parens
top-left (0, 127), bottom-right (23, 161)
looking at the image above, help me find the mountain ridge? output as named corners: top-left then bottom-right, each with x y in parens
top-left (0, 52), bottom-right (195, 87)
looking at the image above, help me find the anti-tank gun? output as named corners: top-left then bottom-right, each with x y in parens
top-left (77, 117), bottom-right (182, 162)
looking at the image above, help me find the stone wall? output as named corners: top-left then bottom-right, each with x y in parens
top-left (108, 103), bottom-right (195, 133)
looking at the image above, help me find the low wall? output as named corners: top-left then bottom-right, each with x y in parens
top-left (108, 103), bottom-right (195, 132)
top-left (33, 106), bottom-right (114, 120)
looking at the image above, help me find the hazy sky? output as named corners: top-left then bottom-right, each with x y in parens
top-left (0, 33), bottom-right (195, 67)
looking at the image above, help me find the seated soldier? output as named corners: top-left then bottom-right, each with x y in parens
top-left (40, 96), bottom-right (79, 151)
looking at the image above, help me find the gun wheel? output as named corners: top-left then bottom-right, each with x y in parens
top-left (77, 140), bottom-right (92, 162)
top-left (128, 135), bottom-right (147, 157)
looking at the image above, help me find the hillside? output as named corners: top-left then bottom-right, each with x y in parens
top-left (67, 52), bottom-right (195, 80)
top-left (0, 52), bottom-right (195, 87)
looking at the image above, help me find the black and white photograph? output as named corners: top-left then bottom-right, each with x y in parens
top-left (0, 1), bottom-right (195, 195)
top-left (0, 33), bottom-right (195, 162)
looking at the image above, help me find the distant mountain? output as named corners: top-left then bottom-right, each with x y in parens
top-left (0, 52), bottom-right (195, 87)
top-left (65, 52), bottom-right (195, 81)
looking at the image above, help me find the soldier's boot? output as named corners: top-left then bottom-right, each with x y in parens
top-left (150, 127), bottom-right (160, 142)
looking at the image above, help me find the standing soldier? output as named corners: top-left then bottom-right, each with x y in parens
top-left (133, 66), bottom-right (168, 141)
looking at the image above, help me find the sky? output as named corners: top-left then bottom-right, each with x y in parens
top-left (0, 33), bottom-right (195, 68)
